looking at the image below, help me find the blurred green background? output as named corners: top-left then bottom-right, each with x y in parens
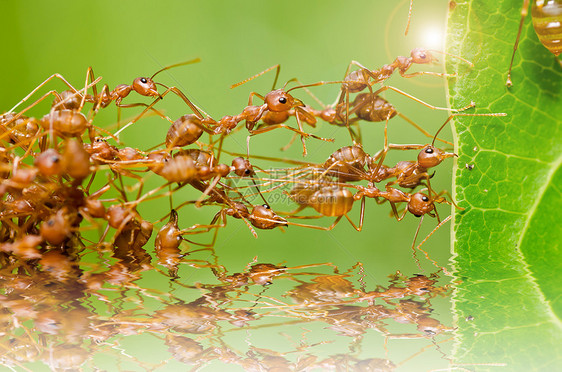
top-left (1, 0), bottom-right (455, 276)
top-left (0, 0), bottom-right (458, 370)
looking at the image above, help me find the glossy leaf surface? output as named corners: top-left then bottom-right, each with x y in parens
top-left (447, 0), bottom-right (562, 369)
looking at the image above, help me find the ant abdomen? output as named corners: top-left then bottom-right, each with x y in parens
top-left (343, 70), bottom-right (369, 93)
top-left (158, 155), bottom-right (197, 183)
top-left (352, 94), bottom-right (397, 122)
top-left (62, 139), bottom-right (91, 180)
top-left (309, 186), bottom-right (354, 217)
top-left (324, 146), bottom-right (369, 181)
top-left (40, 109), bottom-right (89, 137)
top-left (53, 90), bottom-right (82, 110)
top-left (532, 0), bottom-right (562, 56)
top-left (328, 146), bottom-right (368, 167)
top-left (289, 182), bottom-right (320, 206)
top-left (166, 114), bottom-right (204, 148)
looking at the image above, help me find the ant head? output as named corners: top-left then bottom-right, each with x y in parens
top-left (40, 208), bottom-right (71, 245)
top-left (264, 89), bottom-right (295, 112)
top-left (132, 77), bottom-right (159, 97)
top-left (410, 48), bottom-right (435, 65)
top-left (417, 146), bottom-right (455, 168)
top-left (34, 149), bottom-right (63, 177)
top-left (249, 205), bottom-right (288, 229)
top-left (231, 157), bottom-right (255, 177)
top-left (407, 192), bottom-right (434, 217)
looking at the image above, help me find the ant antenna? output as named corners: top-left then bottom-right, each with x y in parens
top-left (405, 0), bottom-right (413, 36)
top-left (149, 58), bottom-right (202, 79)
top-left (285, 80), bottom-right (349, 94)
top-left (230, 64), bottom-right (281, 90)
top-left (431, 112), bottom-right (507, 146)
top-left (428, 49), bottom-right (475, 68)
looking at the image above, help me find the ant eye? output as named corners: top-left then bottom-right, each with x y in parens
top-left (279, 97), bottom-right (287, 104)
top-left (420, 53), bottom-right (426, 59)
top-left (425, 147), bottom-right (434, 154)
top-left (244, 169), bottom-right (251, 175)
top-left (422, 196), bottom-right (429, 202)
top-left (263, 204), bottom-right (270, 209)
top-left (140, 78), bottom-right (148, 84)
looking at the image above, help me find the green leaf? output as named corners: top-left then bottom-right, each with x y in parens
top-left (446, 0), bottom-right (562, 369)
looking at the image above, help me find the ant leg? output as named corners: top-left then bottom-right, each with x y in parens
top-left (80, 66), bottom-right (99, 111)
top-left (276, 205), bottom-right (307, 216)
top-left (371, 143), bottom-right (426, 161)
top-left (294, 107), bottom-right (308, 156)
top-left (411, 215), bottom-right (425, 271)
top-left (507, 1), bottom-right (532, 86)
top-left (395, 203), bottom-right (409, 221)
top-left (195, 176), bottom-right (222, 208)
top-left (286, 215), bottom-right (344, 230)
top-left (414, 215), bottom-right (452, 275)
top-left (9, 73), bottom-right (81, 113)
top-left (116, 102), bottom-right (172, 122)
top-left (371, 85), bottom-right (475, 112)
top-left (371, 112), bottom-right (393, 176)
top-left (114, 88), bottom-right (207, 138)
top-left (280, 132), bottom-right (299, 152)
top-left (431, 189), bottom-right (464, 211)
top-left (344, 197), bottom-right (365, 231)
top-left (344, 88), bottom-right (359, 145)
top-left (247, 91), bottom-right (266, 106)
top-left (8, 90), bottom-right (63, 124)
top-left (153, 84), bottom-right (207, 119)
top-left (249, 124), bottom-right (334, 144)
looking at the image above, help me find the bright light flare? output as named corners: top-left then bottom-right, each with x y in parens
top-left (423, 28), bottom-right (444, 50)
